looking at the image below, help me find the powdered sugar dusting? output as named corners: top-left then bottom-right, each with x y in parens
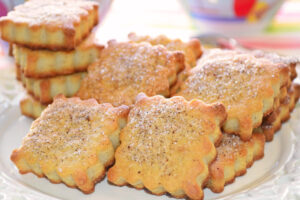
top-left (252, 50), bottom-right (299, 65)
top-left (119, 96), bottom-right (219, 176)
top-left (21, 97), bottom-right (117, 166)
top-left (129, 33), bottom-right (201, 67)
top-left (5, 0), bottom-right (97, 27)
top-left (216, 134), bottom-right (244, 160)
top-left (179, 53), bottom-right (276, 107)
top-left (78, 41), bottom-right (177, 107)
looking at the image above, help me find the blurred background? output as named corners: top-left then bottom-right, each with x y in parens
top-left (0, 0), bottom-right (299, 68)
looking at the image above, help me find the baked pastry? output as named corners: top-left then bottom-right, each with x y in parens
top-left (20, 95), bottom-right (47, 119)
top-left (279, 83), bottom-right (300, 122)
top-left (18, 65), bottom-right (86, 104)
top-left (295, 83), bottom-right (300, 100)
top-left (77, 40), bottom-right (185, 107)
top-left (128, 33), bottom-right (200, 96)
top-left (0, 0), bottom-right (98, 50)
top-left (13, 32), bottom-right (104, 78)
top-left (15, 65), bottom-right (21, 81)
top-left (175, 52), bottom-right (289, 141)
top-left (259, 111), bottom-right (281, 142)
top-left (251, 50), bottom-right (299, 81)
top-left (107, 93), bottom-right (226, 200)
top-left (204, 49), bottom-right (298, 82)
top-left (258, 87), bottom-right (286, 141)
top-left (207, 133), bottom-right (265, 193)
top-left (128, 32), bottom-right (202, 68)
top-left (279, 86), bottom-right (288, 103)
top-left (11, 95), bottom-right (129, 193)
top-left (202, 48), bottom-right (297, 81)
top-left (170, 64), bottom-right (191, 95)
top-left (279, 89), bottom-right (292, 122)
top-left (290, 83), bottom-right (300, 111)
top-left (254, 96), bottom-right (281, 142)
top-left (199, 49), bottom-right (292, 98)
top-left (255, 83), bottom-right (300, 141)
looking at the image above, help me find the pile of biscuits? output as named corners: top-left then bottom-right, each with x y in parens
top-left (0, 0), bottom-right (103, 118)
top-left (1, 1), bottom-right (300, 200)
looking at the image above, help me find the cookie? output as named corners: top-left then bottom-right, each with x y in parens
top-left (207, 133), bottom-right (265, 193)
top-left (175, 52), bottom-right (289, 141)
top-left (13, 32), bottom-right (103, 78)
top-left (11, 95), bottom-right (129, 193)
top-left (77, 40), bottom-right (185, 107)
top-left (108, 93), bottom-right (226, 199)
top-left (0, 0), bottom-right (98, 50)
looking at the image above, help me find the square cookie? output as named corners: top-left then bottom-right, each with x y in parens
top-left (0, 0), bottom-right (99, 50)
top-left (11, 95), bottom-right (129, 193)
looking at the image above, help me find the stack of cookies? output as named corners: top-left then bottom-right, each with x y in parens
top-left (0, 0), bottom-right (103, 118)
top-left (6, 32), bottom-right (300, 200)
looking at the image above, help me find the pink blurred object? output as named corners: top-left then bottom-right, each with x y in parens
top-left (0, 0), bottom-right (13, 17)
top-left (0, 0), bottom-right (26, 16)
top-left (0, 2), bottom-right (8, 16)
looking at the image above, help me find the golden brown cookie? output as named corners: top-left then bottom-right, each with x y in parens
top-left (13, 32), bottom-right (104, 78)
top-left (0, 0), bottom-right (98, 50)
top-left (107, 93), bottom-right (226, 200)
top-left (294, 83), bottom-right (300, 101)
top-left (257, 94), bottom-right (281, 142)
top-left (279, 91), bottom-right (292, 122)
top-left (170, 63), bottom-right (191, 96)
top-left (20, 95), bottom-right (48, 119)
top-left (254, 108), bottom-right (281, 142)
top-left (11, 95), bottom-right (129, 193)
top-left (202, 49), bottom-right (298, 82)
top-left (251, 50), bottom-right (299, 81)
top-left (128, 32), bottom-right (202, 68)
top-left (128, 33), bottom-right (200, 96)
top-left (17, 65), bottom-right (86, 104)
top-left (255, 83), bottom-right (299, 142)
top-left (289, 83), bottom-right (300, 111)
top-left (77, 40), bottom-right (185, 107)
top-left (207, 133), bottom-right (265, 193)
top-left (15, 65), bottom-right (21, 81)
top-left (175, 52), bottom-right (289, 141)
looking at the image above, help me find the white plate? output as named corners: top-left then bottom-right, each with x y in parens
top-left (0, 67), bottom-right (299, 200)
top-left (0, 103), bottom-right (299, 200)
